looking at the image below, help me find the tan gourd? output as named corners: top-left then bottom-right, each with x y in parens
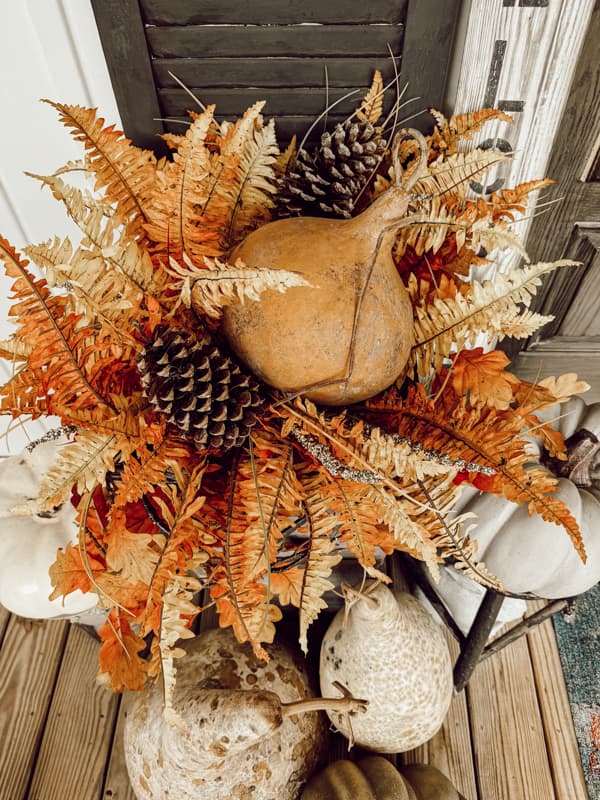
top-left (124, 628), bottom-right (366, 800)
top-left (221, 131), bottom-right (426, 405)
top-left (301, 757), bottom-right (465, 800)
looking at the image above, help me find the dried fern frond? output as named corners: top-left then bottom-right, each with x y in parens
top-left (429, 108), bottom-right (513, 157)
top-left (170, 254), bottom-right (311, 319)
top-left (409, 260), bottom-right (576, 377)
top-left (296, 466), bottom-right (342, 652)
top-left (356, 70), bottom-right (384, 125)
top-left (44, 101), bottom-right (159, 236)
top-left (144, 106), bottom-right (219, 265)
top-left (411, 149), bottom-right (511, 201)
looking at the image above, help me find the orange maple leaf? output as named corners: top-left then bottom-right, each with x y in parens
top-left (451, 348), bottom-right (519, 409)
top-left (48, 543), bottom-right (103, 600)
top-left (98, 610), bottom-right (149, 692)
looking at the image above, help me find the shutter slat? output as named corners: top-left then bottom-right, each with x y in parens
top-left (147, 24), bottom-right (404, 59)
top-left (140, 0), bottom-right (405, 26)
top-left (158, 86), bottom-right (396, 117)
top-left (153, 57), bottom-right (398, 90)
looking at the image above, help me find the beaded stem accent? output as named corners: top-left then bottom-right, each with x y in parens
top-left (25, 425), bottom-right (78, 453)
top-left (290, 426), bottom-right (496, 482)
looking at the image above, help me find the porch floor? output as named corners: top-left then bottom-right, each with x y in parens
top-left (0, 600), bottom-right (589, 800)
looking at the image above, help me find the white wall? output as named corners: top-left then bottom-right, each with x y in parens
top-left (0, 0), bottom-right (120, 453)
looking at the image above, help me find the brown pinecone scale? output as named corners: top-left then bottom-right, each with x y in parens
top-left (278, 118), bottom-right (387, 219)
top-left (137, 326), bottom-right (263, 451)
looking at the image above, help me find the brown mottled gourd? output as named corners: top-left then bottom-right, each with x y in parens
top-left (301, 757), bottom-right (466, 800)
top-left (124, 628), bottom-right (366, 800)
top-left (221, 131), bottom-right (426, 405)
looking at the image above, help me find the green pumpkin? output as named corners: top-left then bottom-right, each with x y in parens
top-left (300, 757), bottom-right (464, 800)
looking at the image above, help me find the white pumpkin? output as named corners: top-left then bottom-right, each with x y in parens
top-left (451, 396), bottom-right (600, 599)
top-left (319, 582), bottom-right (453, 753)
top-left (0, 440), bottom-right (98, 618)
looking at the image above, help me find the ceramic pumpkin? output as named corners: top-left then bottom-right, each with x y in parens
top-left (451, 395), bottom-right (600, 598)
top-left (124, 627), bottom-right (367, 800)
top-left (301, 757), bottom-right (465, 800)
top-left (319, 582), bottom-right (453, 752)
top-left (221, 131), bottom-right (426, 405)
top-left (0, 440), bottom-right (98, 619)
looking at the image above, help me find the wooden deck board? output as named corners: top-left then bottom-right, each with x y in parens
top-left (26, 625), bottom-right (120, 800)
top-left (0, 602), bottom-right (588, 800)
top-left (527, 608), bottom-right (589, 800)
top-left (0, 616), bottom-right (68, 800)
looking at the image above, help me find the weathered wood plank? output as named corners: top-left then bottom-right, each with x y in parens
top-left (401, 632), bottom-right (478, 800)
top-left (159, 86), bottom-right (393, 118)
top-left (90, 0), bottom-right (165, 150)
top-left (399, 0), bottom-right (462, 130)
top-left (467, 636), bottom-right (556, 800)
top-left (164, 114), bottom-right (352, 145)
top-left (147, 24), bottom-right (405, 59)
top-left (0, 616), bottom-right (69, 800)
top-left (27, 625), bottom-right (119, 800)
top-left (527, 605), bottom-right (590, 800)
top-left (141, 0), bottom-right (406, 25)
top-left (154, 57), bottom-right (397, 90)
top-left (103, 692), bottom-right (137, 800)
top-left (0, 604), bottom-right (10, 643)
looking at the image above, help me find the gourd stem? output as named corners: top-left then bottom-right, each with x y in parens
top-left (546, 428), bottom-right (600, 487)
top-left (281, 694), bottom-right (368, 718)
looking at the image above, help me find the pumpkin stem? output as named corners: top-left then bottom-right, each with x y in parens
top-left (546, 428), bottom-right (600, 487)
top-left (281, 682), bottom-right (368, 718)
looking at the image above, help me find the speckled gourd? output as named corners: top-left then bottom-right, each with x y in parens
top-left (301, 757), bottom-right (466, 800)
top-left (220, 131), bottom-right (426, 405)
top-left (320, 582), bottom-right (453, 752)
top-left (124, 627), bottom-right (365, 800)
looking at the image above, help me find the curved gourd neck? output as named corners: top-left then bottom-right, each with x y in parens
top-left (344, 187), bottom-right (411, 253)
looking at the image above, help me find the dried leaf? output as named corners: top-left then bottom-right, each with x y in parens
top-left (356, 70), bottom-right (384, 125)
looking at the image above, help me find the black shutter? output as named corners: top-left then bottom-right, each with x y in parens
top-left (91, 0), bottom-right (461, 153)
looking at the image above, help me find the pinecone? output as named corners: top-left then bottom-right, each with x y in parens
top-left (278, 119), bottom-right (387, 219)
top-left (137, 326), bottom-right (263, 451)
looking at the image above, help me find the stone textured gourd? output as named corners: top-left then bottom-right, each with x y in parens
top-left (448, 395), bottom-right (600, 599)
top-left (221, 138), bottom-right (420, 405)
top-left (301, 757), bottom-right (465, 800)
top-left (319, 582), bottom-right (453, 752)
top-left (124, 628), bottom-right (333, 800)
top-left (0, 440), bottom-right (98, 619)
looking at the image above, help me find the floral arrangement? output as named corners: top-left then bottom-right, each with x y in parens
top-left (0, 73), bottom-right (588, 694)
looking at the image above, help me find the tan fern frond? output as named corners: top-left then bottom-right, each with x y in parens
top-left (44, 101), bottom-right (158, 236)
top-left (12, 430), bottom-right (131, 513)
top-left (429, 108), bottom-right (513, 156)
top-left (356, 70), bottom-right (384, 124)
top-left (297, 468), bottom-right (343, 653)
top-left (215, 103), bottom-right (280, 245)
top-left (409, 260), bottom-right (576, 376)
top-left (412, 149), bottom-right (511, 200)
top-left (28, 175), bottom-right (164, 299)
top-left (175, 255), bottom-right (311, 319)
top-left (144, 106), bottom-right (219, 264)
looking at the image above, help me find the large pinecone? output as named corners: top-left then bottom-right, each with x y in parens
top-left (278, 119), bottom-right (387, 219)
top-left (137, 326), bottom-right (263, 451)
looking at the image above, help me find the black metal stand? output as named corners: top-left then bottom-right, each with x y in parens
top-left (395, 553), bottom-right (576, 692)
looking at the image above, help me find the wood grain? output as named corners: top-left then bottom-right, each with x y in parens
top-left (467, 636), bottom-right (556, 800)
top-left (158, 85), bottom-right (396, 118)
top-left (526, 605), bottom-right (590, 800)
top-left (27, 625), bottom-right (119, 800)
top-left (401, 632), bottom-right (478, 800)
top-left (147, 24), bottom-right (405, 59)
top-left (0, 616), bottom-right (68, 800)
top-left (450, 0), bottom-right (595, 278)
top-left (102, 692), bottom-right (137, 800)
top-left (91, 0), bottom-right (165, 151)
top-left (0, 604), bottom-right (10, 642)
top-left (154, 57), bottom-right (398, 89)
top-left (140, 0), bottom-right (406, 25)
